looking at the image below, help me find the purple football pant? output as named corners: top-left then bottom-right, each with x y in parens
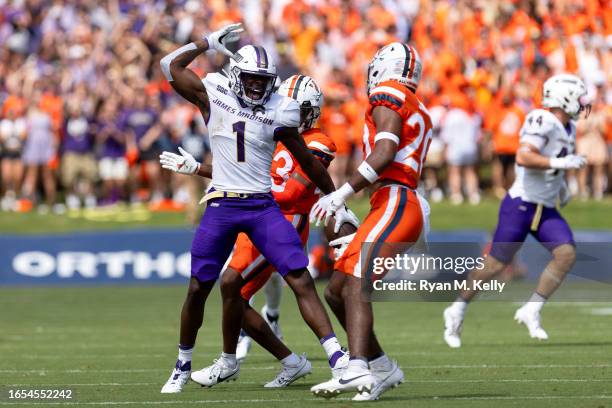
top-left (190, 194), bottom-right (308, 282)
top-left (489, 194), bottom-right (575, 264)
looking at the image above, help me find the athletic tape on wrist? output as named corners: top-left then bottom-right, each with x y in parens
top-left (357, 161), bottom-right (379, 183)
top-left (160, 42), bottom-right (198, 81)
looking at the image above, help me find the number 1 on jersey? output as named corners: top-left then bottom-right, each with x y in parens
top-left (233, 121), bottom-right (246, 162)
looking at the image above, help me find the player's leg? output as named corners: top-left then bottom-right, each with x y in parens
top-left (443, 194), bottom-right (530, 348)
top-left (514, 209), bottom-right (576, 340)
top-left (247, 210), bottom-right (347, 375)
top-left (223, 239), bottom-right (312, 387)
top-left (313, 186), bottom-right (419, 399)
top-left (162, 201), bottom-right (238, 392)
top-left (240, 296), bottom-right (312, 388)
top-left (349, 187), bottom-right (422, 401)
top-left (262, 272), bottom-right (283, 338)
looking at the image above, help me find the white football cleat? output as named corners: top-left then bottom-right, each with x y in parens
top-left (331, 350), bottom-right (349, 379)
top-left (160, 360), bottom-right (191, 393)
top-left (261, 305), bottom-right (283, 340)
top-left (443, 306), bottom-right (463, 348)
top-left (264, 353), bottom-right (311, 387)
top-left (514, 305), bottom-right (548, 340)
top-left (191, 358), bottom-right (239, 387)
top-left (352, 359), bottom-right (404, 401)
top-left (311, 371), bottom-right (377, 399)
top-left (236, 330), bottom-right (252, 362)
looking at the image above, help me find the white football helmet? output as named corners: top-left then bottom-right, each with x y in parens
top-left (367, 42), bottom-right (422, 94)
top-left (228, 45), bottom-right (277, 107)
top-left (542, 74), bottom-right (590, 119)
top-left (277, 74), bottom-right (323, 132)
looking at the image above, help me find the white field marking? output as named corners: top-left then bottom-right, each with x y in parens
top-left (2, 364), bottom-right (611, 374)
top-left (590, 307), bottom-right (612, 315)
top-left (4, 378), bottom-right (611, 387)
top-left (1, 395), bottom-right (612, 406)
top-left (8, 347), bottom-right (610, 360)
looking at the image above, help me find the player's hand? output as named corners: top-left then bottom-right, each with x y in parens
top-left (204, 23), bottom-right (243, 59)
top-left (333, 206), bottom-right (360, 233)
top-left (310, 183), bottom-right (356, 227)
top-left (159, 147), bottom-right (200, 175)
top-left (558, 181), bottom-right (571, 208)
top-left (310, 192), bottom-right (345, 227)
top-left (550, 154), bottom-right (587, 170)
top-left (329, 232), bottom-right (356, 259)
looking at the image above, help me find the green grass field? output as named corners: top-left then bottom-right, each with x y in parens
top-left (1, 285), bottom-right (611, 407)
top-left (1, 197), bottom-right (611, 234)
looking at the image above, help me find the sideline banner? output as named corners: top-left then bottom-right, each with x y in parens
top-left (0, 229), bottom-right (194, 285)
top-left (1, 229), bottom-right (610, 286)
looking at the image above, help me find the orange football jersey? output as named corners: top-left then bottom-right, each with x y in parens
top-left (363, 80), bottom-right (433, 189)
top-left (271, 128), bottom-right (336, 214)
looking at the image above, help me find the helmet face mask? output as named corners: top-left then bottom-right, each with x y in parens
top-left (299, 102), bottom-right (321, 132)
top-left (228, 45), bottom-right (278, 107)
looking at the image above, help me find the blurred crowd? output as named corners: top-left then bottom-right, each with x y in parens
top-left (0, 0), bottom-right (610, 217)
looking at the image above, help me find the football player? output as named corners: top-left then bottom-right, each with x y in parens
top-left (161, 75), bottom-right (349, 388)
top-left (443, 74), bottom-right (590, 348)
top-left (157, 23), bottom-right (355, 393)
top-left (310, 43), bottom-right (432, 400)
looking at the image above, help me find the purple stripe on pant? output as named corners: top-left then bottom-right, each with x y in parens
top-left (489, 194), bottom-right (575, 264)
top-left (190, 195), bottom-right (308, 282)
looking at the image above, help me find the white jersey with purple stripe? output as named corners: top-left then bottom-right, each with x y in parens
top-left (508, 109), bottom-right (576, 208)
top-left (202, 72), bottom-right (300, 194)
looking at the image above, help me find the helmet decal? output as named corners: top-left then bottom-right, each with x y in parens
top-left (253, 45), bottom-right (269, 69)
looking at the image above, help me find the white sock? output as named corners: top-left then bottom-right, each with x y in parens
top-left (221, 352), bottom-right (237, 368)
top-left (178, 345), bottom-right (193, 363)
top-left (346, 358), bottom-right (369, 374)
top-left (320, 334), bottom-right (341, 359)
top-left (369, 353), bottom-right (391, 370)
top-left (280, 352), bottom-right (301, 366)
top-left (264, 273), bottom-right (283, 317)
top-left (525, 293), bottom-right (546, 313)
top-left (451, 297), bottom-right (468, 315)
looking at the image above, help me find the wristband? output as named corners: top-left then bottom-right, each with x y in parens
top-left (160, 42), bottom-right (198, 81)
top-left (549, 157), bottom-right (564, 169)
top-left (357, 161), bottom-right (379, 183)
top-left (336, 182), bottom-right (356, 201)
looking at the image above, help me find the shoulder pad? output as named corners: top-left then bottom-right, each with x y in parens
top-left (274, 96), bottom-right (300, 128)
top-left (521, 109), bottom-right (556, 137)
top-left (304, 129), bottom-right (336, 158)
top-left (369, 80), bottom-right (407, 112)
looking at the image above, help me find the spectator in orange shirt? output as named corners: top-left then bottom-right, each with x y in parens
top-left (489, 92), bottom-right (525, 197)
top-left (319, 86), bottom-right (351, 186)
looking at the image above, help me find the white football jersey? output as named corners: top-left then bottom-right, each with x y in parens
top-left (508, 109), bottom-right (576, 207)
top-left (202, 72), bottom-right (300, 193)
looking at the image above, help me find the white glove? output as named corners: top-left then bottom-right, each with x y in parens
top-left (333, 206), bottom-right (360, 233)
top-left (550, 154), bottom-right (587, 170)
top-left (329, 233), bottom-right (356, 259)
top-left (558, 181), bottom-right (571, 208)
top-left (204, 23), bottom-right (243, 59)
top-left (310, 183), bottom-right (355, 228)
top-left (159, 147), bottom-right (200, 175)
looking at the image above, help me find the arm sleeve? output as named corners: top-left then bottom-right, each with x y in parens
top-left (272, 176), bottom-right (309, 210)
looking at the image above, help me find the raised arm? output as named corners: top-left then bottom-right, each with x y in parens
top-left (159, 23), bottom-right (243, 119)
